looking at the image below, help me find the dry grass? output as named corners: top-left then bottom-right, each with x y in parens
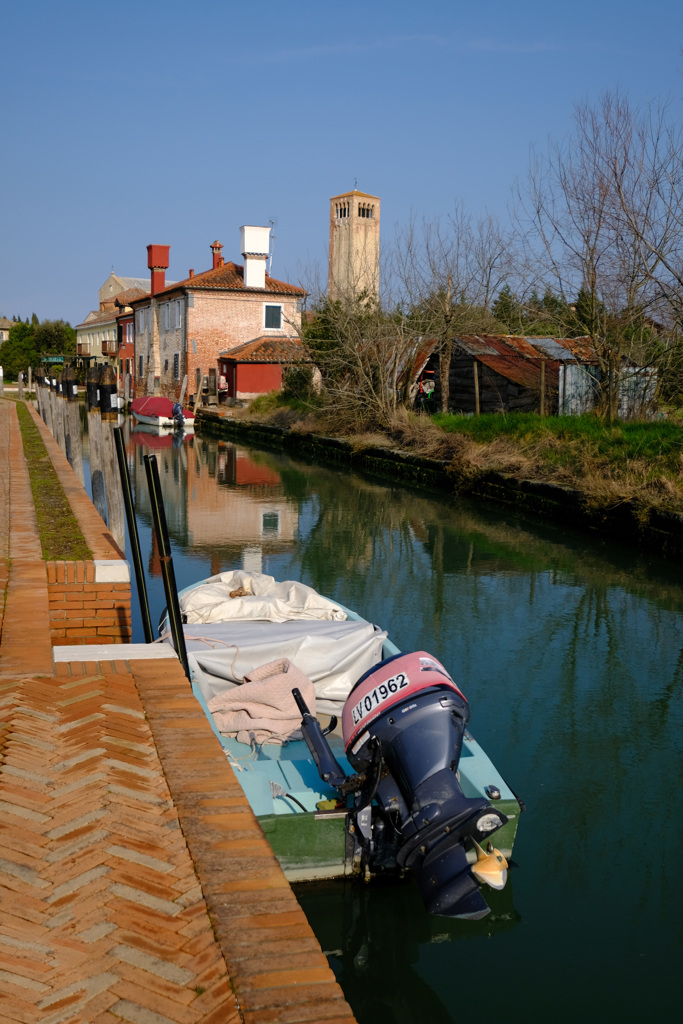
top-left (240, 398), bottom-right (683, 516)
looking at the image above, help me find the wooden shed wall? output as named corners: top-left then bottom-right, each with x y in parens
top-left (428, 351), bottom-right (558, 414)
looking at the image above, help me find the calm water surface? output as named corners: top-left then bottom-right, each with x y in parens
top-left (83, 418), bottom-right (683, 1024)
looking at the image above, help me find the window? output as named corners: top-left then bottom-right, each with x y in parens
top-left (163, 303), bottom-right (170, 331)
top-left (264, 304), bottom-right (282, 330)
top-left (261, 511), bottom-right (280, 536)
top-left (126, 322), bottom-right (133, 343)
top-left (138, 355), bottom-right (143, 378)
top-left (173, 352), bottom-right (180, 380)
top-left (175, 300), bottom-right (182, 328)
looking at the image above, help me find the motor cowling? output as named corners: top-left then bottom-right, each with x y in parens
top-left (342, 652), bottom-right (508, 919)
top-left (172, 402), bottom-right (185, 428)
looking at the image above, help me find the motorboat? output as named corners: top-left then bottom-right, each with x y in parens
top-left (159, 569), bottom-right (523, 920)
top-left (130, 395), bottom-right (195, 432)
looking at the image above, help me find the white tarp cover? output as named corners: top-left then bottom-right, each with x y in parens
top-left (180, 570), bottom-right (348, 625)
top-left (183, 618), bottom-right (388, 715)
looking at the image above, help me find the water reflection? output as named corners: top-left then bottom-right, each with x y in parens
top-left (295, 876), bottom-right (520, 1024)
top-left (79, 416), bottom-right (683, 1023)
top-left (126, 425), bottom-right (299, 577)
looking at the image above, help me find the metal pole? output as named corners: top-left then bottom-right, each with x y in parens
top-left (114, 427), bottom-right (153, 644)
top-left (143, 453), bottom-right (190, 679)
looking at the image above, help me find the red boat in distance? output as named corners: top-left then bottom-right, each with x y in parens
top-left (130, 396), bottom-right (195, 431)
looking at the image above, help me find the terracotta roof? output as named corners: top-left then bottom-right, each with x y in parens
top-left (114, 287), bottom-right (149, 307)
top-left (330, 189), bottom-right (380, 200)
top-left (74, 309), bottom-right (118, 330)
top-left (140, 261), bottom-right (305, 300)
top-left (218, 337), bottom-right (311, 363)
top-left (0, 316), bottom-right (15, 331)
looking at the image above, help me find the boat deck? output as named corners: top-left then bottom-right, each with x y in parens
top-left (0, 398), bottom-right (357, 1024)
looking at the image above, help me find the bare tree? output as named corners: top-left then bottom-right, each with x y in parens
top-left (520, 91), bottom-right (678, 420)
top-left (297, 292), bottom-right (421, 428)
top-left (389, 206), bottom-right (515, 411)
top-left (593, 92), bottom-right (683, 328)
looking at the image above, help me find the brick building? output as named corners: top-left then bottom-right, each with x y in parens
top-left (76, 274), bottom-right (153, 370)
top-left (131, 227), bottom-right (305, 403)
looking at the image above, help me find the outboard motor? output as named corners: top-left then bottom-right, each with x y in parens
top-left (172, 402), bottom-right (185, 429)
top-left (294, 651), bottom-right (510, 920)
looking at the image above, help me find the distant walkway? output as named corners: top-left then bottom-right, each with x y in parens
top-left (0, 399), bottom-right (356, 1024)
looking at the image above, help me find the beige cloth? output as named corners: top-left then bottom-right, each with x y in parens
top-left (180, 570), bottom-right (347, 625)
top-left (207, 658), bottom-right (316, 746)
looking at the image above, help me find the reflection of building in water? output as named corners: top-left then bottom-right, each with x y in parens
top-left (127, 428), bottom-right (298, 574)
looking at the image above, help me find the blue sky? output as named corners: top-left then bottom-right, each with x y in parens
top-left (2, 0), bottom-right (682, 324)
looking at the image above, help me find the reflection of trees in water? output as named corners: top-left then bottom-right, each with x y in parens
top-left (129, 433), bottom-right (683, 938)
top-left (500, 576), bottom-right (683, 937)
top-left (296, 470), bottom-right (421, 599)
top-left (277, 453), bottom-right (683, 935)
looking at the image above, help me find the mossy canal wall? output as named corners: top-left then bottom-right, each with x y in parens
top-left (197, 409), bottom-right (683, 560)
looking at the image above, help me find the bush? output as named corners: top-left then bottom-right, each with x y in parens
top-left (281, 365), bottom-right (315, 401)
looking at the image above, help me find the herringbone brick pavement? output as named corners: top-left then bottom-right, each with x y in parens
top-left (0, 667), bottom-right (242, 1024)
top-left (1, 399), bottom-right (358, 1023)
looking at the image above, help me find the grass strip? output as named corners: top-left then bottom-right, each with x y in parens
top-left (15, 402), bottom-right (92, 561)
top-left (433, 412), bottom-right (683, 477)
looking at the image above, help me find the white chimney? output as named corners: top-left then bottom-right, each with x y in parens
top-left (240, 225), bottom-right (270, 289)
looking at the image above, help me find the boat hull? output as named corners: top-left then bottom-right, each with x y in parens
top-left (131, 410), bottom-right (195, 431)
top-left (190, 673), bottom-right (520, 883)
top-left (166, 572), bottom-right (521, 886)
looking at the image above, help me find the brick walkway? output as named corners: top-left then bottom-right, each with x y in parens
top-left (0, 399), bottom-right (357, 1024)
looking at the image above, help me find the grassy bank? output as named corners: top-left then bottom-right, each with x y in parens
top-left (15, 402), bottom-right (91, 560)
top-left (244, 397), bottom-right (683, 514)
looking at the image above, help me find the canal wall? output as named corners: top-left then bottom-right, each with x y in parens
top-left (26, 402), bottom-right (132, 645)
top-left (197, 410), bottom-right (683, 559)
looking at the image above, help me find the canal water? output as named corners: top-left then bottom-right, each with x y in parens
top-left (82, 417), bottom-right (683, 1024)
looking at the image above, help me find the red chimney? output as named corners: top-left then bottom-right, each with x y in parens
top-left (210, 240), bottom-right (223, 269)
top-left (189, 268), bottom-right (194, 278)
top-left (147, 244), bottom-right (170, 296)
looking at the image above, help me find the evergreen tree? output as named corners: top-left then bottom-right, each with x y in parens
top-left (492, 285), bottom-right (525, 333)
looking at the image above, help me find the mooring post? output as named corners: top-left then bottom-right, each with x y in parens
top-left (88, 387), bottom-right (108, 525)
top-left (86, 366), bottom-right (99, 410)
top-left (97, 366), bottom-right (125, 548)
top-left (100, 365), bottom-right (118, 421)
top-left (114, 426), bottom-right (154, 644)
top-left (63, 365), bottom-right (85, 487)
top-left (143, 453), bottom-right (190, 678)
top-left (53, 372), bottom-right (67, 453)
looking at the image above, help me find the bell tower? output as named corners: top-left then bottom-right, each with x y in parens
top-left (328, 189), bottom-right (380, 302)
